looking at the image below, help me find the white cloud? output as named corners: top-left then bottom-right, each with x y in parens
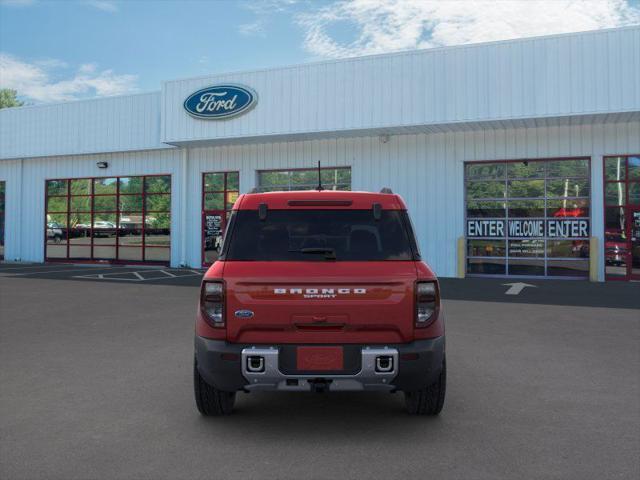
top-left (242, 0), bottom-right (299, 15)
top-left (238, 19), bottom-right (267, 36)
top-left (238, 0), bottom-right (300, 36)
top-left (78, 63), bottom-right (97, 74)
top-left (297, 0), bottom-right (640, 58)
top-left (83, 0), bottom-right (118, 12)
top-left (0, 53), bottom-right (138, 103)
top-left (34, 58), bottom-right (69, 69)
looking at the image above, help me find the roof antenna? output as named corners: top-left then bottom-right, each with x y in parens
top-left (316, 160), bottom-right (324, 191)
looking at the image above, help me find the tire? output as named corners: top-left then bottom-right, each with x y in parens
top-left (404, 357), bottom-right (446, 415)
top-left (193, 358), bottom-right (236, 416)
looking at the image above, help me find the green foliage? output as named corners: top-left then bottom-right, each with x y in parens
top-left (258, 168), bottom-right (351, 191)
top-left (0, 89), bottom-right (24, 109)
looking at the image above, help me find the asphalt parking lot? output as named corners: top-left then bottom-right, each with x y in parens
top-left (0, 264), bottom-right (638, 480)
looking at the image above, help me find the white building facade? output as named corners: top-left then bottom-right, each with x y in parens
top-left (1, 27), bottom-right (639, 281)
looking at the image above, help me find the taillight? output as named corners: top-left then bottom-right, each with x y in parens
top-left (415, 281), bottom-right (439, 328)
top-left (201, 281), bottom-right (225, 328)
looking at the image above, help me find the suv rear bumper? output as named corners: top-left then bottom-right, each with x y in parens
top-left (195, 336), bottom-right (445, 392)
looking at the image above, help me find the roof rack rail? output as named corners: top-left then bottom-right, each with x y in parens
top-left (380, 187), bottom-right (393, 194)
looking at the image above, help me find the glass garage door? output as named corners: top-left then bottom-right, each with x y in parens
top-left (604, 155), bottom-right (640, 281)
top-left (465, 158), bottom-right (591, 278)
top-left (0, 181), bottom-right (5, 260)
top-left (45, 175), bottom-right (171, 264)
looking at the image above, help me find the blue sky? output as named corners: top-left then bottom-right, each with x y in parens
top-left (1, 0), bottom-right (639, 103)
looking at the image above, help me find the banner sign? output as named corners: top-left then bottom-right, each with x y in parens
top-left (467, 219), bottom-right (589, 238)
top-left (204, 214), bottom-right (223, 252)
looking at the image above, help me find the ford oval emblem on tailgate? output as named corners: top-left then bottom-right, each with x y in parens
top-left (235, 310), bottom-right (254, 318)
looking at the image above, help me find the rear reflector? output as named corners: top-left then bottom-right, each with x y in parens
top-left (400, 353), bottom-right (419, 361)
top-left (221, 353), bottom-right (239, 361)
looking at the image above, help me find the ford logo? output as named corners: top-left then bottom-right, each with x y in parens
top-left (234, 310), bottom-right (254, 318)
top-left (183, 84), bottom-right (257, 119)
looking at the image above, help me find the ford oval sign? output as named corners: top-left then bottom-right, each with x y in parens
top-left (183, 84), bottom-right (257, 120)
top-left (234, 310), bottom-right (254, 319)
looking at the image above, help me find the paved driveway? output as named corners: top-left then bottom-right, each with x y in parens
top-left (0, 270), bottom-right (638, 480)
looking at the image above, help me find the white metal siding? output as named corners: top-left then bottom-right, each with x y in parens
top-left (0, 159), bottom-right (22, 261)
top-left (163, 27), bottom-right (640, 144)
top-left (0, 149), bottom-right (183, 264)
top-left (1, 119), bottom-right (638, 279)
top-left (183, 120), bottom-right (639, 279)
top-left (0, 92), bottom-right (169, 160)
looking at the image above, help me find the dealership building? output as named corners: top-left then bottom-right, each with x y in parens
top-left (1, 26), bottom-right (639, 281)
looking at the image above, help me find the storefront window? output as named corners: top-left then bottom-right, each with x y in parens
top-left (257, 167), bottom-right (351, 192)
top-left (603, 155), bottom-right (640, 280)
top-left (45, 175), bottom-right (171, 263)
top-left (202, 171), bottom-right (239, 266)
top-left (0, 181), bottom-right (5, 260)
top-left (465, 158), bottom-right (591, 277)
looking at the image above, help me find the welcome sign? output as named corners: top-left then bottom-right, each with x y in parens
top-left (184, 84), bottom-right (257, 119)
top-left (467, 219), bottom-right (590, 238)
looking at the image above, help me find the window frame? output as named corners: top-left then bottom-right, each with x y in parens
top-left (44, 174), bottom-right (171, 265)
top-left (0, 180), bottom-right (5, 260)
top-left (464, 157), bottom-right (592, 279)
top-left (201, 171), bottom-right (239, 267)
top-left (256, 166), bottom-right (351, 192)
top-left (602, 154), bottom-right (640, 281)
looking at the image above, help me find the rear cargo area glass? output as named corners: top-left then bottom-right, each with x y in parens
top-left (226, 210), bottom-right (414, 261)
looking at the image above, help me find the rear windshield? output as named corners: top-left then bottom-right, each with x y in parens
top-left (224, 209), bottom-right (417, 261)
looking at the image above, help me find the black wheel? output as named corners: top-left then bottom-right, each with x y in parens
top-left (194, 358), bottom-right (236, 416)
top-left (404, 357), bottom-right (446, 415)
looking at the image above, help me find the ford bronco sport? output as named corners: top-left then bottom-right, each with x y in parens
top-left (194, 189), bottom-right (446, 415)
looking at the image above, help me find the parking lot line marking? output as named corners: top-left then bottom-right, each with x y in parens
top-left (502, 282), bottom-right (537, 295)
top-left (70, 269), bottom-right (203, 282)
top-left (0, 265), bottom-right (73, 272)
top-left (0, 267), bottom-right (131, 277)
top-left (73, 273), bottom-right (140, 281)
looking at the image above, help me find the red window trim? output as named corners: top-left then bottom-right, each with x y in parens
top-left (202, 171), bottom-right (239, 267)
top-left (463, 156), bottom-right (592, 279)
top-left (44, 174), bottom-right (171, 265)
top-left (602, 154), bottom-right (640, 281)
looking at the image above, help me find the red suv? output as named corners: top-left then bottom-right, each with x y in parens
top-left (194, 189), bottom-right (446, 415)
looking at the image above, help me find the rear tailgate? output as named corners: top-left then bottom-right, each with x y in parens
top-left (224, 261), bottom-right (417, 344)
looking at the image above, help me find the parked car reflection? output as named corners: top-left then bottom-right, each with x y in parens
top-left (46, 222), bottom-right (64, 243)
top-left (605, 232), bottom-right (628, 266)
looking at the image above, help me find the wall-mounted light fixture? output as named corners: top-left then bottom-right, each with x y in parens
top-left (96, 161), bottom-right (108, 169)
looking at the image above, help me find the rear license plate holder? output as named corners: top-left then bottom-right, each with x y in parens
top-left (296, 346), bottom-right (344, 371)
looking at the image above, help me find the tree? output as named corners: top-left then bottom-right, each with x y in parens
top-left (0, 89), bottom-right (24, 109)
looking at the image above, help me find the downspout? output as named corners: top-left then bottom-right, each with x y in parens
top-left (180, 148), bottom-right (188, 267)
top-left (17, 158), bottom-right (23, 262)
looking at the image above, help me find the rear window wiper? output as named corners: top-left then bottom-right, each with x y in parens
top-left (288, 247), bottom-right (337, 260)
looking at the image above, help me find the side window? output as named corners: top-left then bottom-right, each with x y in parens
top-left (257, 167), bottom-right (351, 192)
